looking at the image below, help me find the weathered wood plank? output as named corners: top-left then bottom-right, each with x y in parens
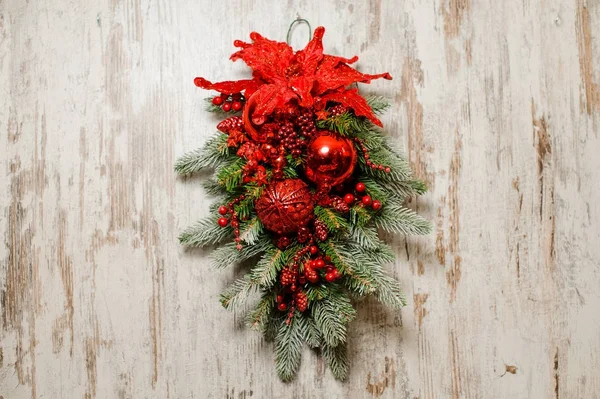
top-left (1, 0), bottom-right (599, 398)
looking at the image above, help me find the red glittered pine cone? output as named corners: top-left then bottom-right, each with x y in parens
top-left (255, 179), bottom-right (315, 234)
top-left (314, 219), bottom-right (328, 241)
top-left (217, 116), bottom-right (244, 133)
top-left (295, 291), bottom-right (308, 312)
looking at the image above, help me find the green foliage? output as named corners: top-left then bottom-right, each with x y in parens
top-left (220, 275), bottom-right (256, 310)
top-left (246, 291), bottom-right (277, 331)
top-left (314, 206), bottom-right (349, 232)
top-left (178, 215), bottom-right (232, 248)
top-left (174, 133), bottom-right (230, 175)
top-left (311, 289), bottom-right (356, 347)
top-left (365, 94), bottom-right (391, 115)
top-left (210, 237), bottom-right (272, 269)
top-left (250, 245), bottom-right (298, 288)
top-left (217, 158), bottom-right (246, 192)
top-left (373, 199), bottom-right (432, 236)
top-left (323, 342), bottom-right (349, 381)
top-left (239, 217), bottom-right (264, 245)
top-left (275, 313), bottom-right (307, 382)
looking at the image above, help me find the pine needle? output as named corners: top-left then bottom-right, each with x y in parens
top-left (174, 133), bottom-right (230, 175)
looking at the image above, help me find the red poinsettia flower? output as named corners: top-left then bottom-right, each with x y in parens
top-left (194, 27), bottom-right (391, 128)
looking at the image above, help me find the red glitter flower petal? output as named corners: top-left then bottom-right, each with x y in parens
top-left (320, 88), bottom-right (384, 127)
top-left (193, 77), bottom-right (262, 94)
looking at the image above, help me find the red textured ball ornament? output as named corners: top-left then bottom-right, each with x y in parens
top-left (255, 179), bottom-right (315, 234)
top-left (305, 131), bottom-right (357, 187)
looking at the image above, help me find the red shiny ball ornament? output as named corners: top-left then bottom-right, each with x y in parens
top-left (372, 200), bottom-right (382, 211)
top-left (362, 195), bottom-right (372, 206)
top-left (309, 245), bottom-right (318, 255)
top-left (255, 179), bottom-right (315, 234)
top-left (325, 272), bottom-right (336, 282)
top-left (222, 102), bottom-right (232, 112)
top-left (218, 206), bottom-right (228, 215)
top-left (276, 294), bottom-right (284, 303)
top-left (305, 131), bottom-right (357, 187)
top-left (232, 101), bottom-right (243, 111)
top-left (212, 96), bottom-right (224, 105)
top-left (278, 303), bottom-right (288, 311)
top-left (217, 217), bottom-right (229, 227)
top-left (355, 182), bottom-right (366, 192)
top-left (343, 193), bottom-right (355, 204)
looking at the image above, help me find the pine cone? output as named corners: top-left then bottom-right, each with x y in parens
top-left (280, 268), bottom-right (297, 286)
top-left (295, 291), bottom-right (308, 312)
top-left (314, 220), bottom-right (328, 241)
top-left (217, 116), bottom-right (244, 133)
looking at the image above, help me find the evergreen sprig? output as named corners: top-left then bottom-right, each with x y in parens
top-left (174, 133), bottom-right (230, 175)
top-left (275, 313), bottom-right (307, 382)
top-left (178, 215), bottom-right (232, 247)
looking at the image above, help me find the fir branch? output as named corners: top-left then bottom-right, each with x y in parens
top-left (365, 95), bottom-right (391, 115)
top-left (178, 215), bottom-right (232, 248)
top-left (348, 225), bottom-right (379, 250)
top-left (246, 291), bottom-right (277, 331)
top-left (317, 240), bottom-right (351, 274)
top-left (250, 245), bottom-right (297, 288)
top-left (314, 206), bottom-right (349, 232)
top-left (375, 274), bottom-right (407, 309)
top-left (311, 291), bottom-right (356, 347)
top-left (323, 342), bottom-right (349, 381)
top-left (356, 145), bottom-right (413, 183)
top-left (305, 284), bottom-right (330, 302)
top-left (239, 217), bottom-right (264, 245)
top-left (201, 178), bottom-right (226, 196)
top-left (275, 313), bottom-right (307, 382)
top-left (316, 112), bottom-right (374, 136)
top-left (220, 275), bottom-right (257, 310)
top-left (217, 158), bottom-right (246, 192)
top-left (373, 199), bottom-right (432, 236)
top-left (349, 205), bottom-right (372, 227)
top-left (174, 133), bottom-right (230, 175)
top-left (305, 317), bottom-right (323, 348)
top-left (210, 236), bottom-right (272, 269)
top-left (265, 313), bottom-right (284, 342)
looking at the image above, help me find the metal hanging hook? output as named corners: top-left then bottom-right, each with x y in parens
top-left (286, 15), bottom-right (312, 45)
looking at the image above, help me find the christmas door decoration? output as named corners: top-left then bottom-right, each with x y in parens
top-left (175, 26), bottom-right (431, 381)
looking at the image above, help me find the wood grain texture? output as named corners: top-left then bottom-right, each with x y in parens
top-left (1, 0), bottom-right (600, 398)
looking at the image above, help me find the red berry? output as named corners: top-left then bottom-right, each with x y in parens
top-left (232, 101), bottom-right (243, 111)
top-left (325, 256), bottom-right (331, 262)
top-left (314, 259), bottom-right (326, 269)
top-left (306, 271), bottom-right (320, 284)
top-left (222, 102), bottom-right (232, 112)
top-left (278, 303), bottom-right (287, 311)
top-left (362, 195), bottom-right (372, 206)
top-left (309, 245), bottom-right (318, 255)
top-left (343, 193), bottom-right (355, 204)
top-left (332, 269), bottom-right (341, 279)
top-left (218, 206), bottom-right (228, 215)
top-left (212, 96), bottom-right (224, 105)
top-left (277, 294), bottom-right (284, 303)
top-left (218, 217), bottom-right (229, 227)
top-left (325, 272), bottom-right (336, 282)
top-left (385, 167), bottom-right (391, 173)
top-left (290, 284), bottom-right (297, 292)
top-left (372, 200), bottom-right (382, 211)
top-left (355, 182), bottom-right (366, 192)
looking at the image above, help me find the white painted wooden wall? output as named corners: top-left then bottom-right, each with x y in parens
top-left (1, 0), bottom-right (600, 398)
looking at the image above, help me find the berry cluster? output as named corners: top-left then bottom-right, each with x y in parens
top-left (278, 122), bottom-right (304, 156)
top-left (296, 111), bottom-right (317, 137)
top-left (211, 92), bottom-right (245, 112)
top-left (354, 138), bottom-right (391, 173)
top-left (329, 104), bottom-right (349, 117)
top-left (217, 195), bottom-right (247, 249)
